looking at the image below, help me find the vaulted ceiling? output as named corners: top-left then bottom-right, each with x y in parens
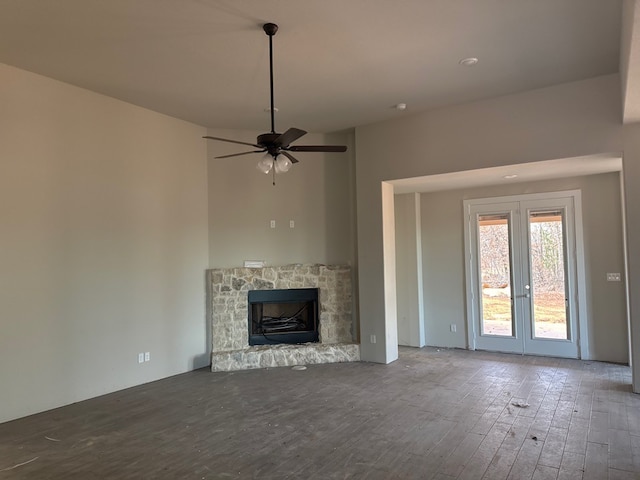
top-left (1, 0), bottom-right (637, 133)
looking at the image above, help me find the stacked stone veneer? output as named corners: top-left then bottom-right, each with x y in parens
top-left (208, 264), bottom-right (360, 371)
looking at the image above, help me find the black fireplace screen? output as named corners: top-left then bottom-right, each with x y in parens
top-left (248, 288), bottom-right (319, 345)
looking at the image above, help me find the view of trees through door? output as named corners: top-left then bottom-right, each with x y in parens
top-left (479, 210), bottom-right (568, 339)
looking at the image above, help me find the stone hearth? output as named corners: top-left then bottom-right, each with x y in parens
top-left (207, 264), bottom-right (360, 371)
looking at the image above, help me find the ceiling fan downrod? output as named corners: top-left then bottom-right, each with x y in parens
top-left (263, 23), bottom-right (278, 135)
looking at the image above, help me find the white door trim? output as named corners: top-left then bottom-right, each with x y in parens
top-left (463, 190), bottom-right (589, 359)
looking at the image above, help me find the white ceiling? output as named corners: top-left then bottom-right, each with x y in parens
top-left (0, 0), bottom-right (623, 133)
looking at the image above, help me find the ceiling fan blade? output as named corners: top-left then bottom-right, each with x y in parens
top-left (280, 151), bottom-right (299, 164)
top-left (203, 136), bottom-right (261, 148)
top-left (287, 145), bottom-right (348, 153)
top-left (215, 150), bottom-right (265, 159)
top-left (273, 128), bottom-right (307, 147)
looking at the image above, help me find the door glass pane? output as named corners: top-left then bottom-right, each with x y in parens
top-left (529, 210), bottom-right (568, 340)
top-left (478, 214), bottom-right (513, 337)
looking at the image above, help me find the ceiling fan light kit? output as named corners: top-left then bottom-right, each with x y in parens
top-left (256, 154), bottom-right (274, 174)
top-left (256, 153), bottom-right (292, 175)
top-left (203, 22), bottom-right (347, 185)
top-left (274, 155), bottom-right (293, 173)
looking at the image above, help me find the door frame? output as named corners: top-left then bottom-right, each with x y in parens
top-left (463, 190), bottom-right (590, 359)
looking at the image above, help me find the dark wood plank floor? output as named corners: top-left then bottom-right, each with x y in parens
top-left (1, 347), bottom-right (638, 479)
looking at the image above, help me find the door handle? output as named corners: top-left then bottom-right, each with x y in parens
top-left (516, 285), bottom-right (531, 298)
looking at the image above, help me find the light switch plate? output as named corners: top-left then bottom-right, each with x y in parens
top-left (607, 273), bottom-right (621, 282)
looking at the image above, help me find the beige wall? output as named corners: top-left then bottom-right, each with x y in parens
top-left (355, 74), bottom-right (624, 365)
top-left (417, 173), bottom-right (627, 363)
top-left (207, 129), bottom-right (356, 268)
top-left (395, 193), bottom-right (424, 347)
top-left (0, 64), bottom-right (210, 423)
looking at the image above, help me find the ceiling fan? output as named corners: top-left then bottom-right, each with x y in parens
top-left (203, 23), bottom-right (347, 184)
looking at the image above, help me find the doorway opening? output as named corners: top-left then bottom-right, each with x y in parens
top-left (386, 155), bottom-right (626, 367)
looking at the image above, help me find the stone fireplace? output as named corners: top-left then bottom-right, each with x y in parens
top-left (207, 264), bottom-right (360, 371)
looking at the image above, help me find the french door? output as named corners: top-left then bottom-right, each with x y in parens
top-left (465, 193), bottom-right (582, 358)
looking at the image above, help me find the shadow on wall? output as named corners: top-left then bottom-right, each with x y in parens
top-left (324, 130), bottom-right (359, 342)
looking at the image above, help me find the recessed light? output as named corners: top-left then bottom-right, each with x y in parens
top-left (503, 174), bottom-right (518, 179)
top-left (459, 57), bottom-right (479, 67)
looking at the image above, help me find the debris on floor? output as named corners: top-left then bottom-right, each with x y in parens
top-left (292, 365), bottom-right (307, 371)
top-left (0, 456), bottom-right (39, 472)
top-left (511, 401), bottom-right (530, 408)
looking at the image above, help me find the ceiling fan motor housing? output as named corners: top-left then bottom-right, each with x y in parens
top-left (257, 133), bottom-right (280, 146)
top-left (257, 133), bottom-right (282, 156)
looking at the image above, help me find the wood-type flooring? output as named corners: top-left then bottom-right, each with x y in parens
top-left (1, 347), bottom-right (638, 479)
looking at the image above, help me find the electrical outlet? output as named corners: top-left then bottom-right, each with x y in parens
top-left (144, 352), bottom-right (150, 362)
top-left (290, 220), bottom-right (295, 228)
top-left (270, 220), bottom-right (276, 228)
top-left (138, 353), bottom-right (144, 364)
top-left (370, 334), bottom-right (376, 344)
top-left (607, 273), bottom-right (621, 282)
top-left (450, 324), bottom-right (457, 333)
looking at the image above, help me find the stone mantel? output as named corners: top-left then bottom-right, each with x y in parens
top-left (207, 264), bottom-right (360, 371)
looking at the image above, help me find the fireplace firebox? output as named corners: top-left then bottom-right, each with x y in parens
top-left (248, 288), bottom-right (319, 346)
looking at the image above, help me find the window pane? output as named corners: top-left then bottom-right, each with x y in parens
top-left (529, 210), bottom-right (568, 340)
top-left (478, 214), bottom-right (513, 337)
